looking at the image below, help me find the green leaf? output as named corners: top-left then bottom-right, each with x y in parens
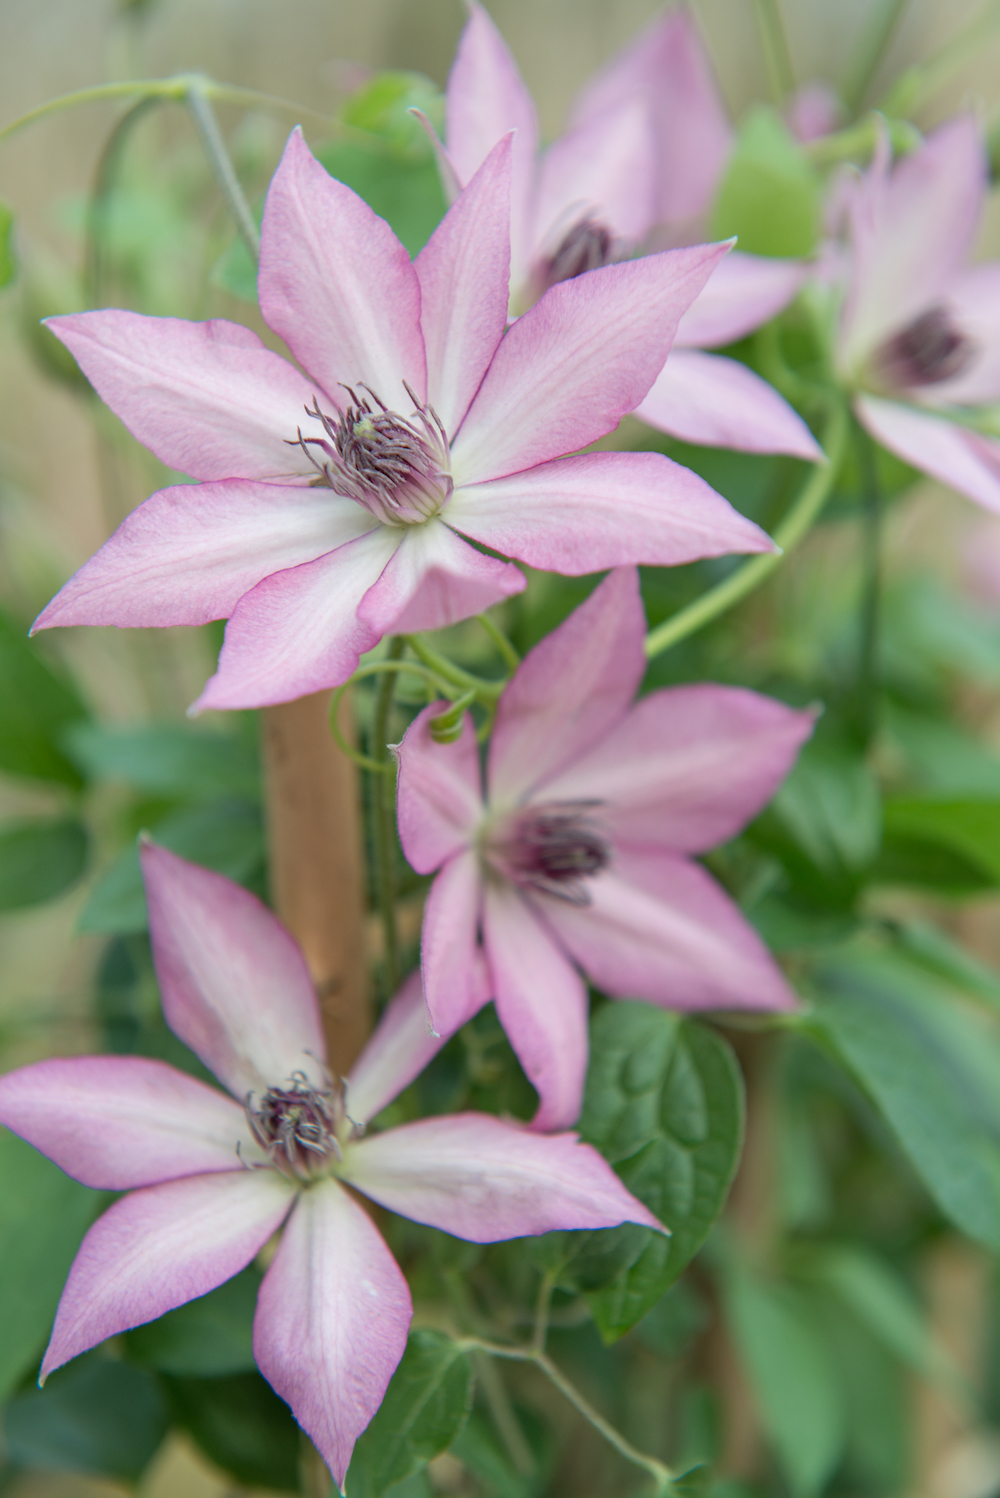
top-left (125, 1266), bottom-right (259, 1376)
top-left (78, 796), bottom-right (264, 933)
top-left (0, 608), bottom-right (88, 786)
top-left (4, 1353), bottom-right (168, 1482)
top-left (451, 1404), bottom-right (555, 1498)
top-left (0, 198), bottom-right (16, 288)
top-left (894, 918), bottom-right (1000, 1010)
top-left (0, 1131), bottom-right (98, 1400)
top-left (164, 1370), bottom-right (301, 1490)
top-left (0, 817), bottom-right (88, 910)
top-left (710, 107), bottom-right (821, 257)
top-left (346, 1330), bottom-right (473, 1498)
top-left (314, 138), bottom-right (446, 258)
top-left (881, 796), bottom-right (1000, 885)
top-left (343, 71), bottom-right (445, 155)
top-left (64, 721), bottom-right (260, 800)
top-left (211, 223), bottom-right (260, 302)
top-left (579, 1004), bottom-right (745, 1342)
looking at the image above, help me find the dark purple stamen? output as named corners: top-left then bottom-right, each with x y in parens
top-left (540, 217), bottom-right (617, 293)
top-left (495, 800), bottom-right (611, 906)
top-left (245, 1072), bottom-right (343, 1180)
top-left (874, 306), bottom-right (976, 389)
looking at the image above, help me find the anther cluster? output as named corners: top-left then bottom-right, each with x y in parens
top-left (493, 800), bottom-right (611, 905)
top-left (539, 217), bottom-right (618, 295)
top-left (875, 306), bottom-right (976, 389)
top-left (245, 1072), bottom-right (344, 1180)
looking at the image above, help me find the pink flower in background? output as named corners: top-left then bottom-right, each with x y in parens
top-left (836, 116), bottom-right (1000, 514)
top-left (35, 128), bottom-right (771, 712)
top-left (396, 568), bottom-right (814, 1131)
top-left (445, 2), bottom-right (821, 460)
top-left (0, 844), bottom-right (660, 1487)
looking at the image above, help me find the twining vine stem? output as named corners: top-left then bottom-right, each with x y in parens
top-left (186, 83), bottom-right (260, 262)
top-left (370, 637), bottom-right (405, 994)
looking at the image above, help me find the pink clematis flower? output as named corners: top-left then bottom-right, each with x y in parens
top-left (34, 130), bottom-right (771, 712)
top-left (395, 567), bottom-right (814, 1131)
top-left (835, 116), bottom-right (1000, 514)
top-left (444, 2), bottom-right (821, 461)
top-left (0, 843), bottom-right (660, 1487)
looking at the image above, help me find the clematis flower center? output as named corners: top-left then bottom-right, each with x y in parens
top-left (291, 382), bottom-right (453, 526)
top-left (245, 1072), bottom-right (347, 1181)
top-left (537, 216), bottom-right (618, 296)
top-left (872, 306), bottom-right (976, 390)
top-left (487, 800), bottom-right (612, 905)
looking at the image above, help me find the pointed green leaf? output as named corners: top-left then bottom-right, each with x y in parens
top-left (0, 608), bottom-right (88, 786)
top-left (711, 107), bottom-right (821, 257)
top-left (0, 817), bottom-right (88, 910)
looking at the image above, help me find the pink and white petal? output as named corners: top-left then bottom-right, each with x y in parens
top-left (343, 1112), bottom-right (663, 1240)
top-left (416, 136), bottom-right (512, 434)
top-left (42, 1169), bottom-right (294, 1379)
top-left (673, 253), bottom-right (806, 349)
top-left (421, 851), bottom-right (490, 1039)
top-left (141, 841), bottom-right (327, 1099)
top-left (193, 526), bottom-right (402, 711)
top-left (446, 450), bottom-right (774, 581)
top-left (840, 116), bottom-right (986, 373)
top-left (531, 99), bottom-right (656, 254)
top-left (540, 684), bottom-right (815, 852)
top-left (929, 263), bottom-right (1000, 406)
top-left (346, 970), bottom-right (454, 1128)
top-left (33, 481), bottom-right (373, 633)
top-left (483, 881), bottom-right (589, 1132)
top-left (636, 351), bottom-right (823, 459)
top-left (356, 519), bottom-right (524, 639)
top-left (545, 850), bottom-right (797, 1012)
top-left (488, 566), bottom-right (645, 804)
top-left (259, 129), bottom-right (426, 408)
top-left (45, 312), bottom-right (320, 482)
top-left (0, 1056), bottom-right (249, 1190)
top-left (855, 396), bottom-right (1000, 515)
top-left (445, 2), bottom-right (538, 281)
top-left (253, 1179), bottom-right (411, 1488)
top-left (396, 706), bottom-right (483, 873)
top-left (570, 8), bottom-right (731, 228)
top-left (449, 242), bottom-right (732, 486)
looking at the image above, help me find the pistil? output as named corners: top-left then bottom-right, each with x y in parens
top-left (245, 1071), bottom-right (348, 1180)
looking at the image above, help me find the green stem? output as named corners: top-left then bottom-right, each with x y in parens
top-left (644, 400), bottom-right (849, 661)
top-left (472, 1351), bottom-right (537, 1478)
top-left (804, 113), bottom-right (921, 167)
top-left (853, 421), bottom-right (882, 748)
top-left (371, 637), bottom-right (405, 994)
top-left (186, 83), bottom-right (259, 263)
top-left (405, 634), bottom-right (507, 699)
top-left (532, 1268), bottom-right (557, 1355)
top-left (841, 0), bottom-right (912, 112)
top-left (881, 0), bottom-right (1000, 117)
top-left (85, 96), bottom-right (162, 308)
top-left (477, 612), bottom-right (521, 672)
top-left (754, 0), bottom-right (796, 104)
top-left (329, 660), bottom-right (469, 771)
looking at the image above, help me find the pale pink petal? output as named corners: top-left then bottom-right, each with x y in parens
top-left (343, 1112), bottom-right (663, 1239)
top-left (840, 117), bottom-right (986, 373)
top-left (259, 129), bottom-right (426, 408)
top-left (571, 8), bottom-right (732, 229)
top-left (531, 100), bottom-right (655, 255)
top-left (929, 264), bottom-right (1000, 406)
top-left (141, 841), bottom-right (327, 1099)
top-left (396, 703), bottom-right (483, 872)
top-left (193, 526), bottom-right (402, 711)
top-left (673, 253), bottom-right (806, 349)
top-left (855, 396), bottom-right (1000, 515)
top-left (420, 851), bottom-right (490, 1038)
top-left (449, 242), bottom-right (731, 485)
top-left (445, 2), bottom-right (538, 282)
top-left (253, 1179), bottom-right (411, 1488)
top-left (636, 350), bottom-right (823, 459)
top-left (482, 881), bottom-right (589, 1131)
top-left (487, 566), bottom-right (644, 804)
top-left (346, 971), bottom-right (453, 1128)
top-left (42, 1169), bottom-right (294, 1379)
top-left (356, 518), bottom-right (525, 638)
top-left (415, 137), bottom-right (512, 434)
top-left (33, 481), bottom-right (374, 633)
top-left (544, 849), bottom-right (797, 1011)
top-left (539, 684), bottom-right (815, 851)
top-left (0, 1056), bottom-right (247, 1190)
top-left (45, 312), bottom-right (320, 482)
top-left (446, 450), bottom-right (774, 578)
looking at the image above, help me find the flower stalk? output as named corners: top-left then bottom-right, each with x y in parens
top-left (371, 637), bottom-right (406, 995)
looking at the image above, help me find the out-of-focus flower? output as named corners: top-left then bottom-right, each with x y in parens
top-left (835, 117), bottom-right (1000, 514)
top-left (0, 844), bottom-right (661, 1486)
top-left (786, 83), bottom-right (841, 144)
top-left (396, 568), bottom-right (813, 1131)
top-left (35, 129), bottom-right (774, 711)
top-left (444, 3), bottom-right (821, 460)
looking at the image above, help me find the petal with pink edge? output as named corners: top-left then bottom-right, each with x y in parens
top-left (141, 842), bottom-right (327, 1099)
top-left (855, 396), bottom-right (1000, 515)
top-left (487, 566), bottom-right (645, 804)
top-left (672, 253), bottom-right (805, 349)
top-left (33, 481), bottom-right (374, 634)
top-left (483, 881), bottom-right (589, 1132)
top-left (253, 1179), bottom-right (411, 1488)
top-left (446, 449), bottom-right (773, 581)
top-left (356, 518), bottom-right (525, 638)
top-left (636, 350), bottom-right (823, 459)
top-left (343, 1112), bottom-right (663, 1240)
top-left (531, 100), bottom-right (656, 258)
top-left (421, 851), bottom-right (490, 1039)
top-left (539, 683), bottom-right (815, 853)
top-left (193, 525), bottom-right (402, 711)
top-left (42, 1169), bottom-right (294, 1379)
top-left (415, 137), bottom-right (512, 435)
top-left (450, 242), bottom-right (731, 485)
top-left (396, 706), bottom-right (483, 872)
top-left (0, 1055), bottom-right (248, 1190)
top-left (346, 971), bottom-right (454, 1129)
top-left (544, 849), bottom-right (797, 1012)
top-left (259, 129), bottom-right (426, 408)
top-left (45, 312), bottom-right (321, 482)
